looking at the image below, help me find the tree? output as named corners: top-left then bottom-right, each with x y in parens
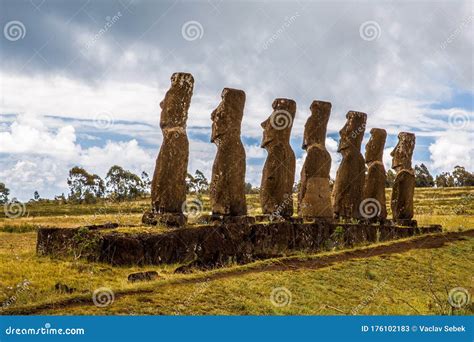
top-left (54, 193), bottom-right (67, 204)
top-left (193, 170), bottom-right (209, 193)
top-left (186, 172), bottom-right (195, 193)
top-left (106, 165), bottom-right (144, 201)
top-left (33, 191), bottom-right (40, 201)
top-left (435, 172), bottom-right (455, 188)
top-left (186, 170), bottom-right (209, 194)
top-left (0, 182), bottom-right (9, 204)
top-left (244, 182), bottom-right (253, 194)
top-left (67, 166), bottom-right (105, 203)
top-left (140, 171), bottom-right (151, 195)
top-left (415, 163), bottom-right (434, 187)
top-left (293, 181), bottom-right (301, 194)
top-left (452, 165), bottom-right (474, 186)
top-left (385, 170), bottom-right (396, 188)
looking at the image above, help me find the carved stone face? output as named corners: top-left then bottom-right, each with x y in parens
top-left (211, 88), bottom-right (245, 143)
top-left (391, 132), bottom-right (415, 171)
top-left (160, 73), bottom-right (194, 130)
top-left (365, 128), bottom-right (387, 163)
top-left (337, 111), bottom-right (367, 152)
top-left (302, 100), bottom-right (331, 149)
top-left (261, 98), bottom-right (296, 148)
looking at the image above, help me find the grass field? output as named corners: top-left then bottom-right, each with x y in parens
top-left (0, 187), bottom-right (473, 315)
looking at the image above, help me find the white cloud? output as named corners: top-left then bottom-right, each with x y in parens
top-left (0, 115), bottom-right (154, 200)
top-left (79, 140), bottom-right (152, 177)
top-left (0, 114), bottom-right (78, 159)
top-left (429, 131), bottom-right (473, 172)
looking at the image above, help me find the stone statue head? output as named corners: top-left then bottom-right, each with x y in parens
top-left (337, 111), bottom-right (367, 153)
top-left (365, 128), bottom-right (387, 163)
top-left (211, 88), bottom-right (246, 144)
top-left (391, 132), bottom-right (415, 171)
top-left (159, 72), bottom-right (194, 130)
top-left (261, 98), bottom-right (296, 148)
top-left (302, 100), bottom-right (331, 149)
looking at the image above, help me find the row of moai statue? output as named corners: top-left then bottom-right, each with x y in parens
top-left (143, 73), bottom-right (416, 227)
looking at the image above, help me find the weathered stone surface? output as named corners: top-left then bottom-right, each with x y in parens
top-left (148, 72), bottom-right (194, 227)
top-left (37, 223), bottom-right (443, 267)
top-left (391, 132), bottom-right (416, 221)
top-left (332, 111), bottom-right (367, 219)
top-left (36, 227), bottom-right (100, 259)
top-left (298, 100), bottom-right (333, 218)
top-left (362, 128), bottom-right (387, 221)
top-left (210, 88), bottom-right (247, 216)
top-left (100, 233), bottom-right (146, 265)
top-left (260, 98), bottom-right (296, 219)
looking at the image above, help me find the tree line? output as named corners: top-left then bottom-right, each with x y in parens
top-left (0, 164), bottom-right (472, 204)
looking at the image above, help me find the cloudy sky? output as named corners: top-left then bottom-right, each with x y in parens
top-left (0, 0), bottom-right (472, 201)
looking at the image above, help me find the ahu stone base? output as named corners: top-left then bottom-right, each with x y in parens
top-left (36, 221), bottom-right (442, 268)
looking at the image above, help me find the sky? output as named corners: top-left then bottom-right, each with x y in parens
top-left (0, 0), bottom-right (473, 201)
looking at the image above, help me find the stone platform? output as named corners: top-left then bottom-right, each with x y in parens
top-left (36, 220), bottom-right (442, 268)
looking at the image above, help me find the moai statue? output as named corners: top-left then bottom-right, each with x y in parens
top-left (209, 88), bottom-right (247, 219)
top-left (332, 111), bottom-right (367, 220)
top-left (390, 132), bottom-right (416, 224)
top-left (361, 128), bottom-right (387, 221)
top-left (145, 72), bottom-right (194, 227)
top-left (260, 98), bottom-right (296, 220)
top-left (298, 100), bottom-right (333, 218)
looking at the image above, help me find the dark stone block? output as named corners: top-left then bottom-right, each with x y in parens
top-left (128, 271), bottom-right (159, 282)
top-left (100, 234), bottom-right (145, 266)
top-left (37, 221), bottom-right (443, 268)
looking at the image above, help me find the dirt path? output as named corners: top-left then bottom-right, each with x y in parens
top-left (5, 229), bottom-right (474, 315)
